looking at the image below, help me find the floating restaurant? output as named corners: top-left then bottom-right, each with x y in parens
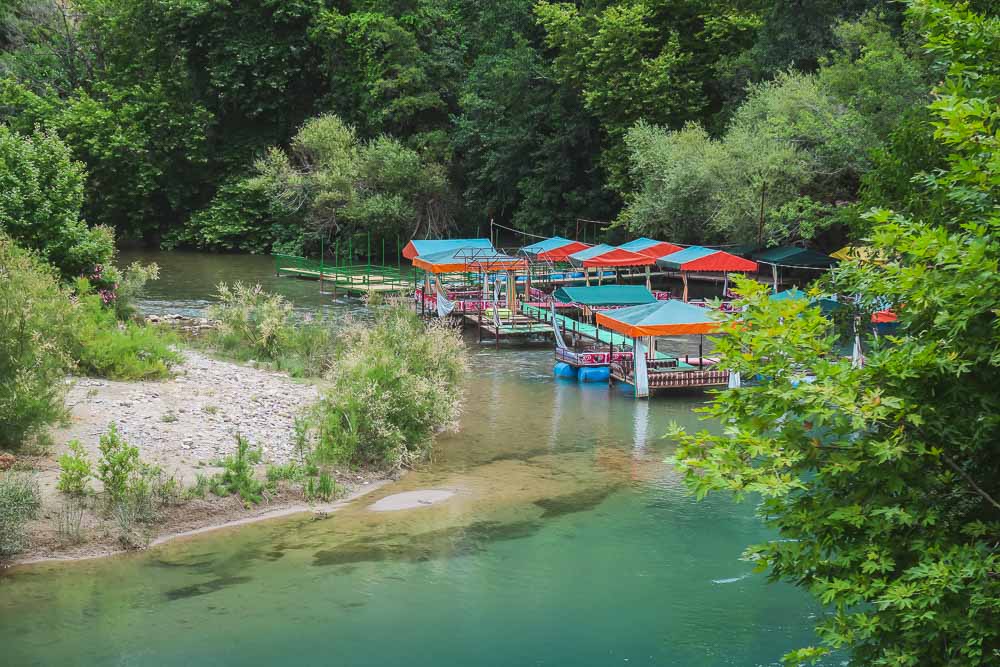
top-left (273, 230), bottom-right (862, 398)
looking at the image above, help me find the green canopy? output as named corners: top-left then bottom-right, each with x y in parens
top-left (753, 246), bottom-right (837, 268)
top-left (553, 285), bottom-right (657, 306)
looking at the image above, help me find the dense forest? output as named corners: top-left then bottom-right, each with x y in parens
top-left (2, 0), bottom-right (992, 258)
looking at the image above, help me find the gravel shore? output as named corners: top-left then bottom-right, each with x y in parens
top-left (9, 349), bottom-right (393, 566)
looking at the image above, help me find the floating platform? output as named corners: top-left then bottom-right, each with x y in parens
top-left (610, 360), bottom-right (730, 393)
top-left (275, 254), bottom-right (417, 295)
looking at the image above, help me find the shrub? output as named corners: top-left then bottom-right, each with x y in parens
top-left (184, 474), bottom-right (210, 499)
top-left (266, 462), bottom-right (304, 484)
top-left (0, 235), bottom-right (75, 450)
top-left (0, 471), bottom-right (41, 559)
top-left (210, 435), bottom-right (265, 507)
top-left (72, 284), bottom-right (181, 380)
top-left (94, 424), bottom-right (178, 547)
top-left (57, 440), bottom-right (93, 496)
top-left (308, 307), bottom-right (467, 470)
top-left (113, 261), bottom-right (160, 321)
top-left (56, 498), bottom-right (85, 545)
top-left (209, 282), bottom-right (293, 360)
top-left (96, 424), bottom-right (140, 505)
top-left (206, 282), bottom-right (337, 376)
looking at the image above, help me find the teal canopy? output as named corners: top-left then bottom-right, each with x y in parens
top-left (521, 236), bottom-right (574, 256)
top-left (770, 289), bottom-right (845, 315)
top-left (770, 288), bottom-right (808, 301)
top-left (567, 244), bottom-right (615, 266)
top-left (553, 285), bottom-right (657, 306)
top-left (595, 300), bottom-right (719, 336)
top-left (404, 238), bottom-right (492, 260)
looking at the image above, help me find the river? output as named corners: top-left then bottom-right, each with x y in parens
top-left (0, 251), bottom-right (830, 666)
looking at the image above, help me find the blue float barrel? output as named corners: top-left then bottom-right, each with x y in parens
top-left (578, 366), bottom-right (610, 383)
top-left (553, 362), bottom-right (578, 379)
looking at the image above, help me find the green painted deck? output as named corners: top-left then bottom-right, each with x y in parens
top-left (275, 254), bottom-right (417, 294)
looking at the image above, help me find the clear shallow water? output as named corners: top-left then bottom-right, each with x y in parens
top-left (0, 252), bottom-right (829, 666)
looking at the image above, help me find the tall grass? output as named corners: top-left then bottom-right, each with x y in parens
top-left (0, 472), bottom-right (41, 559)
top-left (206, 282), bottom-right (338, 376)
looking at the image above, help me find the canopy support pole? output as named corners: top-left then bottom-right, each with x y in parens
top-left (772, 264), bottom-right (779, 293)
top-left (645, 265), bottom-right (651, 291)
top-left (682, 273), bottom-right (689, 302)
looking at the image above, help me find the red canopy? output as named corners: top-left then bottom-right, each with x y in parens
top-left (872, 310), bottom-right (898, 323)
top-left (536, 241), bottom-right (592, 262)
top-left (634, 242), bottom-right (682, 259)
top-left (582, 248), bottom-right (656, 268)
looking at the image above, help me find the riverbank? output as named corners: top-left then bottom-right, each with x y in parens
top-left (8, 349), bottom-right (395, 566)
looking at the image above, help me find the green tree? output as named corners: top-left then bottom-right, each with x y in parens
top-left (673, 2), bottom-right (1000, 663)
top-left (252, 114), bottom-right (454, 252)
top-left (452, 35), bottom-right (612, 233)
top-left (621, 71), bottom-right (874, 245)
top-left (0, 124), bottom-right (112, 277)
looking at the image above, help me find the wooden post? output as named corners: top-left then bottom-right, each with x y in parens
top-left (478, 308), bottom-right (482, 343)
top-left (645, 265), bottom-right (651, 290)
top-left (772, 264), bottom-right (779, 293)
top-left (585, 267), bottom-right (591, 287)
top-left (682, 272), bottom-right (689, 302)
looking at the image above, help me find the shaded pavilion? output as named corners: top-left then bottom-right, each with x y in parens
top-left (595, 300), bottom-right (728, 396)
top-left (656, 246), bottom-right (758, 301)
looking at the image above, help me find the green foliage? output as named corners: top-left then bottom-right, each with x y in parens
top-left (0, 471), bottom-right (40, 559)
top-left (71, 284), bottom-right (181, 380)
top-left (208, 282), bottom-right (293, 360)
top-left (622, 69), bottom-right (875, 244)
top-left (818, 13), bottom-right (929, 138)
top-left (0, 123), bottom-right (113, 277)
top-left (164, 178), bottom-right (298, 254)
top-left (207, 282), bottom-right (337, 377)
top-left (304, 471), bottom-right (336, 502)
top-left (451, 35), bottom-right (613, 233)
top-left (308, 306), bottom-right (467, 470)
top-left (93, 423), bottom-right (177, 546)
top-left (266, 462), bottom-right (304, 485)
top-left (674, 3), bottom-right (1000, 663)
top-left (113, 261), bottom-right (158, 321)
top-left (96, 423), bottom-right (139, 506)
top-left (0, 234), bottom-right (74, 450)
top-left (210, 435), bottom-right (265, 507)
top-left (251, 114), bottom-right (455, 246)
top-left (57, 440), bottom-right (93, 496)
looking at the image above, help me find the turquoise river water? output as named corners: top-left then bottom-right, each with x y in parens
top-left (0, 252), bottom-right (832, 666)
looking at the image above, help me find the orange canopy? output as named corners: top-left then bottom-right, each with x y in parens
top-left (595, 301), bottom-right (720, 337)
